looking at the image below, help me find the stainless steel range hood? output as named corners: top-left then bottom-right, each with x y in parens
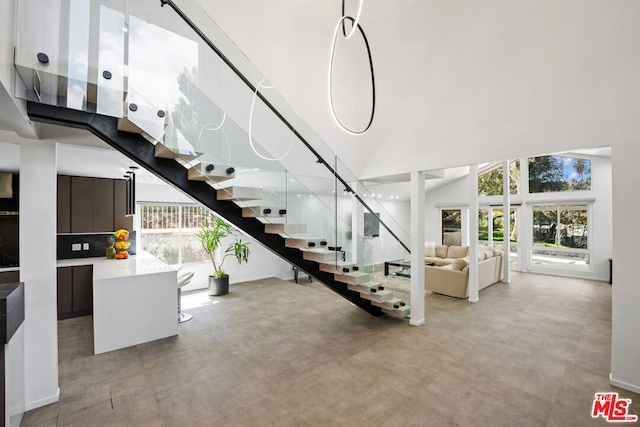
top-left (0, 173), bottom-right (13, 199)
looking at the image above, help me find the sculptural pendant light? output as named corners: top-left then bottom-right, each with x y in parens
top-left (328, 0), bottom-right (376, 135)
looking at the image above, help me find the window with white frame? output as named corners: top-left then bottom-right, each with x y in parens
top-left (139, 204), bottom-right (209, 265)
top-left (531, 204), bottom-right (590, 269)
top-left (441, 209), bottom-right (462, 246)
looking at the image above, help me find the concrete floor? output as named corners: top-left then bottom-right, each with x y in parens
top-left (20, 272), bottom-right (639, 426)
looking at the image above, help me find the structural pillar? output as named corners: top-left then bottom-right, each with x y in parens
top-left (410, 171), bottom-right (425, 326)
top-left (502, 161), bottom-right (511, 283)
top-left (20, 141), bottom-right (60, 410)
top-left (468, 164), bottom-right (479, 302)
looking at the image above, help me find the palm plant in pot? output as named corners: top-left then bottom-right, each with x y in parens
top-left (196, 213), bottom-right (250, 296)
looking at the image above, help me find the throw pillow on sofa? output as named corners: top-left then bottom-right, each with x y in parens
top-left (435, 245), bottom-right (448, 258)
top-left (451, 258), bottom-right (469, 271)
top-left (425, 241), bottom-right (436, 257)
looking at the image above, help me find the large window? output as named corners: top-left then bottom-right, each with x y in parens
top-left (479, 208), bottom-right (518, 266)
top-left (532, 204), bottom-right (589, 269)
top-left (528, 156), bottom-right (591, 193)
top-left (140, 204), bottom-right (209, 265)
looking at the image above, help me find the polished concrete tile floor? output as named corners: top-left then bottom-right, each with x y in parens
top-left (21, 272), bottom-right (639, 426)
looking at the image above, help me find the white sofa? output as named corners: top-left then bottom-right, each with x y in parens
top-left (424, 246), bottom-right (504, 298)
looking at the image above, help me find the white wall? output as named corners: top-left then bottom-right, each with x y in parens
top-left (19, 141), bottom-right (59, 410)
top-left (611, 143), bottom-right (640, 393)
top-left (136, 182), bottom-right (294, 292)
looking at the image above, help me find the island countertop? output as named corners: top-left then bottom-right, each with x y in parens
top-left (62, 250), bottom-right (180, 354)
top-left (56, 251), bottom-right (178, 280)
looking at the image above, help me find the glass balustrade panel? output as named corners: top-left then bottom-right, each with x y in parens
top-left (14, 0), bottom-right (125, 117)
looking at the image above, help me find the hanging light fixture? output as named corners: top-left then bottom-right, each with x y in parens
top-left (128, 166), bottom-right (138, 215)
top-left (328, 0), bottom-right (376, 135)
top-left (123, 174), bottom-right (132, 216)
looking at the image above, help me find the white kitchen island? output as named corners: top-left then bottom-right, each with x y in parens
top-left (57, 251), bottom-right (178, 354)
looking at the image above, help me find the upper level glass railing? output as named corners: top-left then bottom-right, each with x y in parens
top-left (13, 0), bottom-right (411, 301)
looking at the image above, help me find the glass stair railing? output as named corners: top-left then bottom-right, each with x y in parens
top-left (13, 0), bottom-right (413, 318)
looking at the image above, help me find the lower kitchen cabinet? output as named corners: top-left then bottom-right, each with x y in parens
top-left (57, 265), bottom-right (93, 320)
top-left (0, 271), bottom-right (19, 284)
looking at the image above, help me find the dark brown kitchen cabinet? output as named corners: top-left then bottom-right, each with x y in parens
top-left (56, 267), bottom-right (73, 317)
top-left (70, 177), bottom-right (94, 233)
top-left (57, 265), bottom-right (93, 320)
top-left (59, 176), bottom-right (130, 233)
top-left (0, 271), bottom-right (19, 284)
top-left (92, 178), bottom-right (114, 232)
top-left (57, 175), bottom-right (71, 233)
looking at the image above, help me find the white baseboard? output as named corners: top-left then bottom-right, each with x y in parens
top-left (610, 374), bottom-right (640, 394)
top-left (409, 318), bottom-right (425, 326)
top-left (25, 388), bottom-right (60, 411)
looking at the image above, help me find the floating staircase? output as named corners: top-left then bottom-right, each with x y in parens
top-left (26, 102), bottom-right (411, 318)
top-left (15, 0), bottom-right (412, 319)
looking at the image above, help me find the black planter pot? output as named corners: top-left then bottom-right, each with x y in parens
top-left (208, 275), bottom-right (229, 296)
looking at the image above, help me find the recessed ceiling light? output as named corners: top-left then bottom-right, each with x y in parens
top-left (297, 194), bottom-right (301, 197)
top-left (377, 194), bottom-right (382, 198)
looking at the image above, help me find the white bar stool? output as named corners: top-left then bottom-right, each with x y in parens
top-left (177, 271), bottom-right (194, 323)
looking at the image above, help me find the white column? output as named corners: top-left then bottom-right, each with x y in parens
top-left (502, 161), bottom-right (511, 283)
top-left (20, 141), bottom-right (60, 410)
top-left (468, 164), bottom-right (479, 303)
top-left (519, 157), bottom-right (530, 272)
top-left (351, 180), bottom-right (364, 266)
top-left (611, 142), bottom-right (640, 393)
top-left (409, 171), bottom-right (425, 326)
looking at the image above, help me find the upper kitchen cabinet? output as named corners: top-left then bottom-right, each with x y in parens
top-left (70, 176), bottom-right (94, 233)
top-left (57, 175), bottom-right (71, 233)
top-left (58, 176), bottom-right (131, 233)
top-left (92, 178), bottom-right (114, 232)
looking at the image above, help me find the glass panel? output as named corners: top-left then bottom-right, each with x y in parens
top-left (478, 209), bottom-right (489, 242)
top-left (478, 160), bottom-right (520, 196)
top-left (529, 156), bottom-right (592, 193)
top-left (560, 205), bottom-right (588, 249)
top-left (532, 204), bottom-right (590, 270)
top-left (14, 0), bottom-right (125, 115)
top-left (442, 209), bottom-right (461, 246)
top-left (96, 2), bottom-right (125, 117)
top-left (533, 205), bottom-right (558, 246)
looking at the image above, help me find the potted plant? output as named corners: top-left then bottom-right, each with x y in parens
top-left (196, 213), bottom-right (250, 296)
